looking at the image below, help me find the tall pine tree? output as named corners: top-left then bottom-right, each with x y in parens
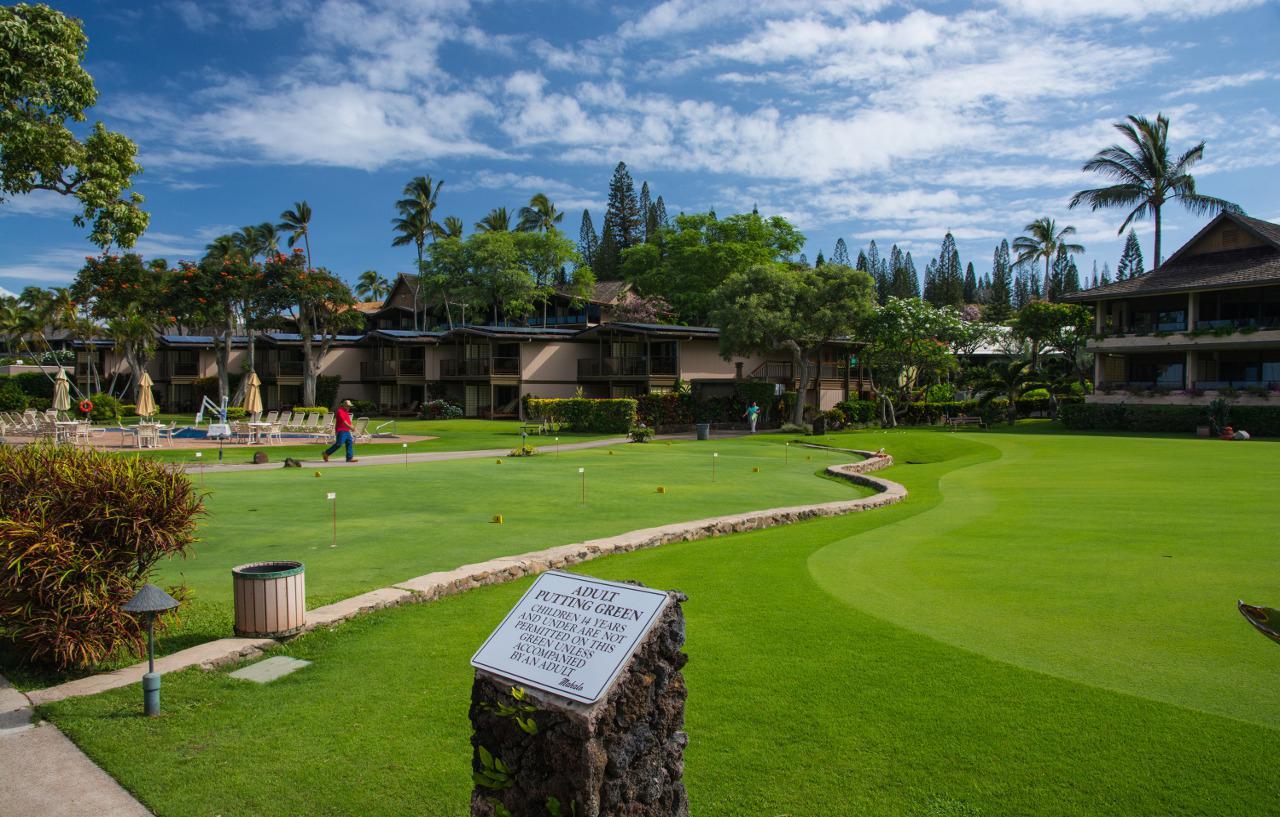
top-left (578, 209), bottom-right (599, 271)
top-left (855, 250), bottom-right (868, 271)
top-left (867, 241), bottom-right (890, 304)
top-left (930, 233), bottom-right (964, 306)
top-left (1117, 229), bottom-right (1145, 280)
top-left (904, 252), bottom-right (921, 298)
top-left (889, 244), bottom-right (914, 298)
top-left (639, 181), bottom-right (652, 242)
top-left (832, 238), bottom-right (851, 267)
top-left (652, 196), bottom-right (669, 231)
top-left (814, 250), bottom-right (825, 267)
top-left (1100, 262), bottom-right (1113, 286)
top-left (1013, 268), bottom-right (1030, 311)
top-left (963, 261), bottom-right (977, 303)
top-left (987, 239), bottom-right (1013, 323)
top-left (597, 162), bottom-right (642, 280)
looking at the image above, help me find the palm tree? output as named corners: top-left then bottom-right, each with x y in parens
top-left (1012, 218), bottom-right (1084, 298)
top-left (393, 176), bottom-right (444, 331)
top-left (1070, 113), bottom-right (1241, 268)
top-left (438, 215), bottom-right (464, 239)
top-left (475, 207), bottom-right (511, 233)
top-left (517, 193), bottom-right (564, 233)
top-left (254, 222), bottom-right (282, 258)
top-left (974, 358), bottom-right (1032, 424)
top-left (204, 234), bottom-right (242, 263)
top-left (355, 270), bottom-right (390, 302)
top-left (278, 201), bottom-right (314, 267)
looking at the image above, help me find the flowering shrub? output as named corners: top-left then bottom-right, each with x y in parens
top-left (424, 399), bottom-right (463, 419)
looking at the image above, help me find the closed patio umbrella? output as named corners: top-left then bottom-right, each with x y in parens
top-left (242, 371), bottom-right (263, 419)
top-left (52, 368), bottom-right (72, 412)
top-left (136, 371), bottom-right (157, 418)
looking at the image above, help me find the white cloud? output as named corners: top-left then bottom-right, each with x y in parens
top-left (1168, 70), bottom-right (1275, 97)
top-left (170, 0), bottom-right (218, 30)
top-left (993, 0), bottom-right (1267, 20)
top-left (0, 191), bottom-right (80, 218)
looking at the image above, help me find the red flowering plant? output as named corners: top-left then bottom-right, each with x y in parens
top-left (70, 253), bottom-right (172, 395)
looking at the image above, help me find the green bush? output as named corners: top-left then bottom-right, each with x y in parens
top-left (224, 407), bottom-right (248, 421)
top-left (119, 404), bottom-right (138, 418)
top-left (25, 396), bottom-right (50, 411)
top-left (424, 399), bottom-right (462, 420)
top-left (922, 383), bottom-right (957, 402)
top-left (0, 444), bottom-right (203, 668)
top-left (1058, 402), bottom-right (1280, 436)
top-left (779, 422), bottom-right (810, 435)
top-left (291, 406), bottom-right (329, 415)
top-left (12, 372), bottom-right (53, 400)
top-left (635, 393), bottom-right (694, 429)
top-left (628, 425), bottom-right (654, 443)
top-left (87, 393), bottom-right (122, 422)
top-left (0, 379), bottom-right (26, 412)
top-left (524, 398), bottom-right (637, 433)
top-left (315, 375), bottom-right (341, 409)
top-left (192, 374), bottom-right (241, 406)
top-left (835, 398), bottom-right (877, 425)
top-left (349, 399), bottom-right (378, 415)
top-left (820, 408), bottom-right (845, 430)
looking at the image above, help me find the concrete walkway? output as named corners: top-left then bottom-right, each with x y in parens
top-left (0, 674), bottom-right (152, 817)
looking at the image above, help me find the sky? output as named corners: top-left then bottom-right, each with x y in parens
top-left (2, 0), bottom-right (1279, 298)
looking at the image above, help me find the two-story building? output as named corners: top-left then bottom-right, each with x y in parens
top-left (1064, 212), bottom-right (1280, 404)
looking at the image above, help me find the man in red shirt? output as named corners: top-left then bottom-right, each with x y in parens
top-left (322, 399), bottom-right (358, 462)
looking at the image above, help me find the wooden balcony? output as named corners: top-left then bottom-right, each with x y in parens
top-left (261, 359), bottom-right (304, 379)
top-left (361, 359), bottom-right (426, 380)
top-left (440, 357), bottom-right (519, 379)
top-left (578, 357), bottom-right (678, 380)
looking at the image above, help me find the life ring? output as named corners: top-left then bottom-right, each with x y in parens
top-left (79, 398), bottom-right (93, 414)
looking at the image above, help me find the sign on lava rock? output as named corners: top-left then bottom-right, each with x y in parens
top-left (470, 571), bottom-right (670, 705)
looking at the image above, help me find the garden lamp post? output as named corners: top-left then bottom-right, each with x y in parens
top-left (122, 583), bottom-right (180, 716)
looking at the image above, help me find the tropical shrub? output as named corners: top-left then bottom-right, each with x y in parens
top-left (291, 406), bottom-right (329, 414)
top-left (0, 445), bottom-right (203, 668)
top-left (635, 393), bottom-right (694, 429)
top-left (224, 406), bottom-right (248, 421)
top-left (349, 399), bottom-right (378, 415)
top-left (87, 392), bottom-right (122, 422)
top-left (315, 375), bottom-right (342, 409)
top-left (779, 422), bottom-right (810, 435)
top-left (835, 398), bottom-right (877, 425)
top-left (424, 399), bottom-right (463, 420)
top-left (1058, 403), bottom-right (1280, 436)
top-left (628, 425), bottom-right (654, 443)
top-left (524, 398), bottom-right (636, 433)
top-left (0, 379), bottom-right (26, 412)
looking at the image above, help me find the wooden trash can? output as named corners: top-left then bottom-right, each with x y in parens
top-left (232, 561), bottom-right (306, 637)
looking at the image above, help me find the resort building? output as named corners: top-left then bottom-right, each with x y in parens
top-left (1065, 212), bottom-right (1280, 405)
top-left (72, 281), bottom-right (867, 418)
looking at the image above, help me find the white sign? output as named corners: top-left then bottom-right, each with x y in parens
top-left (326, 492), bottom-right (336, 500)
top-left (470, 571), bottom-right (669, 705)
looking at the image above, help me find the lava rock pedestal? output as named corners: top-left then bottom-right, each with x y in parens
top-left (469, 589), bottom-right (689, 817)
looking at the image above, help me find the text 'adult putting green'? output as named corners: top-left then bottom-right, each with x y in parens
top-left (470, 570), bottom-right (669, 704)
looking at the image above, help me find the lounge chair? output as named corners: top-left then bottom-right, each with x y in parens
top-left (278, 411), bottom-right (295, 432)
top-left (264, 410), bottom-right (279, 425)
top-left (300, 414), bottom-right (320, 436)
top-left (351, 417), bottom-right (372, 442)
top-left (387, 401), bottom-right (420, 418)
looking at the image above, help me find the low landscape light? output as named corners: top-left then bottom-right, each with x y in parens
top-left (122, 583), bottom-right (180, 716)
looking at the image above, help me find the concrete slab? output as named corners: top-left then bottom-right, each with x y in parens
top-left (28, 637), bottom-right (275, 706)
top-left (228, 656), bottom-right (311, 684)
top-left (0, 723), bottom-right (153, 817)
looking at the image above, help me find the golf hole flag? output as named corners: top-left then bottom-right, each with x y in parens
top-left (470, 571), bottom-right (669, 704)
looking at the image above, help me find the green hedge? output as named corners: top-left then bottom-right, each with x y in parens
top-left (1059, 403), bottom-right (1280, 437)
top-left (316, 375), bottom-right (341, 409)
top-left (835, 398), bottom-right (877, 424)
top-left (526, 398), bottom-right (637, 433)
top-left (0, 380), bottom-right (26, 412)
top-left (635, 393), bottom-right (694, 429)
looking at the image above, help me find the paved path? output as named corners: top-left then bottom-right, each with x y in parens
top-left (0, 674), bottom-right (152, 817)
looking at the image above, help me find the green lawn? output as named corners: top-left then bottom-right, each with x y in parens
top-left (39, 427), bottom-right (1280, 816)
top-left (114, 418), bottom-right (615, 464)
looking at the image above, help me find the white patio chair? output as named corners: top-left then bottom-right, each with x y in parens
top-left (264, 410), bottom-right (279, 425)
top-left (351, 417), bottom-right (372, 442)
top-left (301, 414), bottom-right (320, 435)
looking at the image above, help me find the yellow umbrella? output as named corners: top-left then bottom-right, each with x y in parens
top-left (136, 371), bottom-right (157, 417)
top-left (52, 368), bottom-right (72, 412)
top-left (242, 371), bottom-right (263, 419)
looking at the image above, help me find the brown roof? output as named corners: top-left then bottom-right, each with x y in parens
top-left (1064, 212), bottom-right (1280, 302)
top-left (351, 301), bottom-right (383, 314)
top-left (553, 279), bottom-right (632, 305)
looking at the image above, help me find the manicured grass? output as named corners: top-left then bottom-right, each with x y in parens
top-left (1, 435), bottom-right (864, 688)
top-left (808, 426), bottom-right (1280, 727)
top-left (41, 428), bottom-right (1280, 816)
top-left (114, 419), bottom-right (615, 464)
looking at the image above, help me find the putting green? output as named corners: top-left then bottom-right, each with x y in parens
top-left (810, 428), bottom-right (1280, 726)
top-left (41, 427), bottom-right (1280, 817)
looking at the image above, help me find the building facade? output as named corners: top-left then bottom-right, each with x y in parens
top-left (1064, 213), bottom-right (1280, 406)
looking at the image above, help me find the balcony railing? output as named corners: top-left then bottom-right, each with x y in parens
top-left (817, 363), bottom-right (848, 380)
top-left (750, 361), bottom-right (793, 381)
top-left (1194, 380), bottom-right (1280, 391)
top-left (441, 357), bottom-right (520, 378)
top-left (163, 360), bottom-right (198, 378)
top-left (1196, 318), bottom-right (1280, 332)
top-left (262, 359), bottom-right (304, 377)
top-left (362, 360), bottom-right (397, 379)
top-left (577, 357), bottom-right (679, 378)
top-left (1098, 380), bottom-right (1184, 391)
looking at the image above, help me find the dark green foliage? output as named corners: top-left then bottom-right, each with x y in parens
top-left (524, 398), bottom-right (637, 433)
top-left (577, 210), bottom-right (598, 271)
top-left (832, 238), bottom-right (850, 267)
top-left (597, 162), bottom-right (642, 279)
top-left (963, 262), bottom-right (977, 303)
top-left (987, 240), bottom-right (1013, 323)
top-left (315, 375), bottom-right (341, 409)
top-left (634, 382), bottom-right (782, 430)
top-left (1059, 403), bottom-right (1280, 436)
top-left (86, 392), bottom-right (121, 421)
top-left (0, 379), bottom-right (26, 411)
top-left (0, 444), bottom-right (203, 668)
top-left (635, 393), bottom-right (692, 429)
top-left (11, 372), bottom-right (54, 399)
top-left (193, 374), bottom-right (241, 406)
top-left (1117, 229), bottom-right (1144, 280)
top-left (348, 399), bottom-right (378, 415)
top-left (835, 398), bottom-right (878, 424)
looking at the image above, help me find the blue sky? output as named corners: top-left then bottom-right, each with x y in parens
top-left (2, 0), bottom-right (1278, 296)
